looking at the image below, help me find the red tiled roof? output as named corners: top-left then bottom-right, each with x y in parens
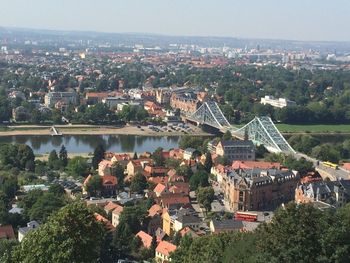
top-left (160, 193), bottom-right (190, 207)
top-left (104, 201), bottom-right (120, 213)
top-left (0, 225), bottom-right (15, 239)
top-left (232, 160), bottom-right (281, 170)
top-left (148, 204), bottom-right (163, 217)
top-left (94, 213), bottom-right (115, 231)
top-left (136, 231), bottom-right (153, 248)
top-left (342, 163), bottom-right (350, 171)
top-left (102, 175), bottom-right (117, 186)
top-left (156, 241), bottom-right (177, 257)
top-left (154, 183), bottom-right (167, 195)
top-left (148, 176), bottom-right (169, 185)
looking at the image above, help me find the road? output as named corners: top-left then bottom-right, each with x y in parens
top-left (293, 152), bottom-right (350, 180)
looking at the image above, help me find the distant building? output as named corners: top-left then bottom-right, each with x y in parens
top-left (215, 140), bottom-right (255, 163)
top-left (44, 92), bottom-right (77, 107)
top-left (170, 93), bottom-right (200, 114)
top-left (18, 221), bottom-right (40, 242)
top-left (260, 95), bottom-right (296, 108)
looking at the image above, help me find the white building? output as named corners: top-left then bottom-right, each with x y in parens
top-left (18, 221), bottom-right (40, 242)
top-left (260, 95), bottom-right (296, 108)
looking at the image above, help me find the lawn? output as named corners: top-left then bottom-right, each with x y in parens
top-left (275, 124), bottom-right (350, 133)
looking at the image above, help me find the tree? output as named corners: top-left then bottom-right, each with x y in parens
top-left (48, 184), bottom-right (65, 196)
top-left (222, 131), bottom-right (232, 141)
top-left (12, 202), bottom-right (106, 263)
top-left (85, 175), bottom-right (103, 197)
top-left (113, 163), bottom-right (125, 190)
top-left (189, 170), bottom-right (209, 191)
top-left (92, 144), bottom-right (105, 169)
top-left (257, 203), bottom-right (326, 263)
top-left (130, 173), bottom-right (147, 193)
top-left (59, 145), bottom-right (68, 167)
top-left (133, 152), bottom-right (138, 160)
top-left (152, 147), bottom-right (165, 166)
top-left (176, 165), bottom-right (193, 181)
top-left (48, 150), bottom-right (61, 170)
top-left (0, 239), bottom-right (18, 263)
top-left (67, 157), bottom-right (89, 178)
top-left (204, 152), bottom-right (213, 173)
top-left (196, 187), bottom-right (214, 212)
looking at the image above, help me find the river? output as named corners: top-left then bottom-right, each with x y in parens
top-left (0, 135), bottom-right (181, 154)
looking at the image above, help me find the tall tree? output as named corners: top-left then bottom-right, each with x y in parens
top-left (59, 145), bottom-right (68, 167)
top-left (92, 144), bottom-right (105, 169)
top-left (204, 152), bottom-right (213, 173)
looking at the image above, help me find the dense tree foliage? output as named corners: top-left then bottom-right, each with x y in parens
top-left (173, 203), bottom-right (350, 263)
top-left (11, 202), bottom-right (106, 263)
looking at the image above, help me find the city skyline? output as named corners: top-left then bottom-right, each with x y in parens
top-left (0, 0), bottom-right (349, 42)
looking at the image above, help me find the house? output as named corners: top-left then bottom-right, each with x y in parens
top-left (179, 226), bottom-right (199, 238)
top-left (216, 140), bottom-right (255, 163)
top-left (148, 204), bottom-right (163, 235)
top-left (136, 230), bottom-right (153, 249)
top-left (183, 148), bottom-right (197, 160)
top-left (101, 175), bottom-right (118, 197)
top-left (295, 179), bottom-right (350, 207)
top-left (155, 241), bottom-right (177, 263)
top-left (173, 212), bottom-right (201, 232)
top-left (95, 213), bottom-right (115, 232)
top-left (126, 159), bottom-right (152, 178)
top-left (169, 149), bottom-right (184, 160)
top-left (154, 183), bottom-right (168, 197)
top-left (112, 204), bottom-right (124, 227)
top-left (0, 225), bottom-right (15, 240)
top-left (98, 160), bottom-right (116, 176)
top-left (260, 95), bottom-right (296, 108)
top-left (18, 221), bottom-right (40, 242)
top-left (159, 193), bottom-right (190, 210)
top-left (104, 201), bottom-right (121, 216)
top-left (209, 219), bottom-right (244, 234)
top-left (144, 165), bottom-right (169, 177)
top-left (211, 164), bottom-right (232, 185)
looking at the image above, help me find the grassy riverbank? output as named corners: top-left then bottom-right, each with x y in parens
top-left (275, 124), bottom-right (350, 134)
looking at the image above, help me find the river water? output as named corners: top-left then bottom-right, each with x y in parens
top-left (0, 135), bottom-right (181, 154)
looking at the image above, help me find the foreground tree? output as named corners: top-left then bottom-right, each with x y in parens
top-left (59, 145), bottom-right (68, 167)
top-left (12, 202), bottom-right (106, 263)
top-left (92, 144), bottom-right (105, 169)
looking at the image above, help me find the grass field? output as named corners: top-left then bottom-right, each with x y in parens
top-left (275, 124), bottom-right (350, 133)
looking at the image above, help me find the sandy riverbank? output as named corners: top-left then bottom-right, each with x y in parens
top-left (0, 124), bottom-right (211, 137)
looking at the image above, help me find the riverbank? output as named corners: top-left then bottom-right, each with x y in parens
top-left (0, 124), bottom-right (211, 137)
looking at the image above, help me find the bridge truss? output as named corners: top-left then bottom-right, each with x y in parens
top-left (231, 116), bottom-right (295, 154)
top-left (190, 101), bottom-right (295, 153)
top-left (190, 101), bottom-right (230, 129)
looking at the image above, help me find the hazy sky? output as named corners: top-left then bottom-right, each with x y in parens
top-left (0, 0), bottom-right (349, 41)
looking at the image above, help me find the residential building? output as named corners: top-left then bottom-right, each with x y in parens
top-left (260, 95), bottom-right (296, 108)
top-left (216, 140), bottom-right (255, 163)
top-left (155, 241), bottom-right (177, 263)
top-left (136, 230), bottom-right (153, 249)
top-left (183, 148), bottom-right (197, 160)
top-left (44, 92), bottom-right (77, 107)
top-left (173, 212), bottom-right (201, 232)
top-left (112, 204), bottom-right (124, 227)
top-left (18, 221), bottom-right (40, 242)
top-left (295, 179), bottom-right (350, 207)
top-left (0, 225), bottom-right (15, 240)
top-left (95, 213), bottom-right (115, 231)
top-left (222, 168), bottom-right (299, 211)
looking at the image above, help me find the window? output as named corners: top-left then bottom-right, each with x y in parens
top-left (239, 191), bottom-right (244, 202)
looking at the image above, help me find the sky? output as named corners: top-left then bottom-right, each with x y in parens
top-left (0, 0), bottom-right (349, 41)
